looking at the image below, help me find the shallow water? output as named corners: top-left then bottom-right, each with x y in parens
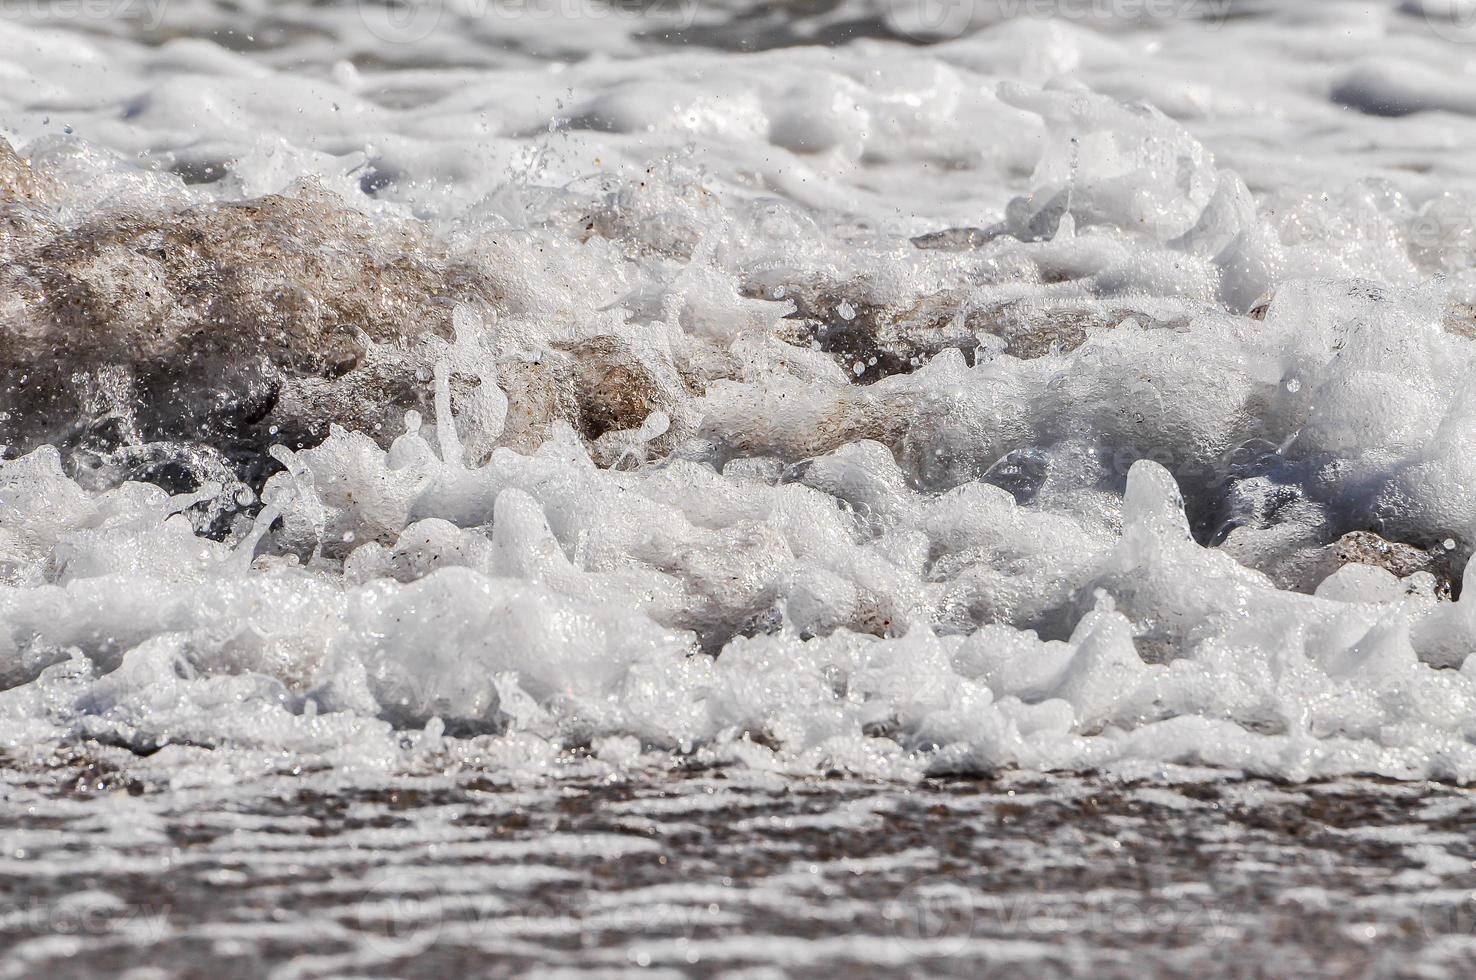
top-left (3, 0), bottom-right (1476, 972)
top-left (7, 761), bottom-right (1476, 977)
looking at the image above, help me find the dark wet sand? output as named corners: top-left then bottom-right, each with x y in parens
top-left (3, 765), bottom-right (1476, 978)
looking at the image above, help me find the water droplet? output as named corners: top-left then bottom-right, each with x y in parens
top-left (838, 300), bottom-right (856, 321)
top-left (1286, 378), bottom-right (1302, 393)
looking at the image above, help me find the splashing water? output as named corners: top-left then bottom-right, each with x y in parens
top-left (3, 1), bottom-right (1476, 796)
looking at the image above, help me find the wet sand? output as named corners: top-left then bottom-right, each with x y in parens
top-left (4, 763), bottom-right (1476, 978)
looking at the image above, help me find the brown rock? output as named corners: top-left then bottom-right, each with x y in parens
top-left (553, 334), bottom-right (685, 443)
top-left (0, 183), bottom-right (502, 491)
top-left (0, 138), bottom-right (45, 203)
top-left (495, 354), bottom-right (580, 455)
top-left (1442, 304), bottom-right (1476, 341)
top-left (766, 277), bottom-right (1183, 384)
top-left (1332, 530), bottom-right (1457, 599)
top-left (910, 226), bottom-right (1002, 251)
top-left (5, 184), bottom-right (496, 371)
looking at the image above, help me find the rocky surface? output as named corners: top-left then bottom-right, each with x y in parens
top-left (1332, 530), bottom-right (1459, 599)
top-left (0, 138), bottom-right (46, 204)
top-left (0, 179), bottom-right (500, 488)
top-left (0, 162), bottom-right (705, 494)
top-left (770, 278), bottom-right (1193, 385)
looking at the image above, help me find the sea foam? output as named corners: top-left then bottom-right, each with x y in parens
top-left (3, 1), bottom-right (1476, 785)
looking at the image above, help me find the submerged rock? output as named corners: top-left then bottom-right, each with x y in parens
top-left (0, 138), bottom-right (46, 203)
top-left (0, 151), bottom-right (718, 497)
top-left (910, 226), bottom-right (1002, 251)
top-left (0, 180), bottom-right (502, 491)
top-left (769, 277), bottom-right (1187, 384)
top-left (1330, 530), bottom-right (1458, 600)
top-left (1443, 304), bottom-right (1476, 341)
top-left (554, 334), bottom-right (687, 448)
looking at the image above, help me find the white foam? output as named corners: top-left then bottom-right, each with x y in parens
top-left (3, 1), bottom-right (1476, 786)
